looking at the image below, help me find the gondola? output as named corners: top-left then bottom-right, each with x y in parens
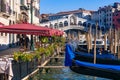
top-left (65, 44), bottom-right (120, 79)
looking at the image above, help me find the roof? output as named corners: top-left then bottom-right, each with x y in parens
top-left (49, 9), bottom-right (94, 16)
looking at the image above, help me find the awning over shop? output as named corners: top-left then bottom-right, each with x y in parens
top-left (0, 22), bottom-right (4, 27)
top-left (0, 23), bottom-right (51, 36)
top-left (0, 23), bottom-right (64, 36)
top-left (53, 29), bottom-right (64, 36)
top-left (36, 26), bottom-right (55, 36)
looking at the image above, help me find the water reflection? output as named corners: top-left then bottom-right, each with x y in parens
top-left (30, 57), bottom-right (111, 80)
top-left (32, 67), bottom-right (111, 80)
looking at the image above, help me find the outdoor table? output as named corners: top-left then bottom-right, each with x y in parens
top-left (0, 58), bottom-right (13, 80)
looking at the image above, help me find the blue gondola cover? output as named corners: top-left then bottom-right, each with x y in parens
top-left (75, 60), bottom-right (120, 71)
top-left (65, 44), bottom-right (75, 66)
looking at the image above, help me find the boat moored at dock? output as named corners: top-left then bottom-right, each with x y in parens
top-left (65, 44), bottom-right (120, 79)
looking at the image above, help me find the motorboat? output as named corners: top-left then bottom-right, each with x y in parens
top-left (77, 38), bottom-right (109, 52)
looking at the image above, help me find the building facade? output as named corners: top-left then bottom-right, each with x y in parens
top-left (0, 0), bottom-right (40, 50)
top-left (113, 11), bottom-right (120, 29)
top-left (0, 0), bottom-right (18, 50)
top-left (98, 2), bottom-right (120, 30)
top-left (27, 0), bottom-right (40, 25)
top-left (91, 11), bottom-right (99, 22)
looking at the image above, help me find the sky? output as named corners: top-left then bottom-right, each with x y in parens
top-left (40, 0), bottom-right (120, 14)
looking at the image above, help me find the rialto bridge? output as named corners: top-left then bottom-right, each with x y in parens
top-left (40, 14), bottom-right (106, 38)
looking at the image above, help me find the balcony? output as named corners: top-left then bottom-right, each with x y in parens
top-left (0, 12), bottom-right (10, 18)
top-left (20, 5), bottom-right (29, 11)
top-left (20, 4), bottom-right (29, 17)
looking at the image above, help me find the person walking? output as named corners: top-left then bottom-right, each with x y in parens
top-left (25, 36), bottom-right (29, 50)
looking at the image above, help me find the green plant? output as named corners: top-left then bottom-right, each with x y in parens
top-left (39, 47), bottom-right (46, 53)
top-left (34, 53), bottom-right (41, 60)
top-left (13, 51), bottom-right (34, 62)
top-left (24, 53), bottom-right (34, 62)
top-left (48, 45), bottom-right (54, 54)
top-left (16, 36), bottom-right (65, 62)
top-left (44, 48), bottom-right (51, 56)
top-left (41, 37), bottom-right (48, 43)
top-left (13, 51), bottom-right (22, 62)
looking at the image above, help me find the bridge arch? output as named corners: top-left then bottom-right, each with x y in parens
top-left (78, 21), bottom-right (82, 26)
top-left (83, 22), bottom-right (87, 27)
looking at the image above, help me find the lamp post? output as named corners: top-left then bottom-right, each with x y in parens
top-left (27, 0), bottom-right (34, 50)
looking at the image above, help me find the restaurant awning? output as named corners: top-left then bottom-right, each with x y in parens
top-left (0, 23), bottom-right (52, 36)
top-left (0, 22), bottom-right (4, 27)
top-left (0, 23), bottom-right (64, 36)
top-left (53, 29), bottom-right (64, 36)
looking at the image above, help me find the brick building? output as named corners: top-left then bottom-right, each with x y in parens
top-left (113, 11), bottom-right (120, 29)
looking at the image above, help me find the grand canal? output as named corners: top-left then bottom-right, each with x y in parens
top-left (29, 55), bottom-right (112, 80)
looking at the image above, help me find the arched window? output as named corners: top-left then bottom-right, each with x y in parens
top-left (87, 23), bottom-right (91, 28)
top-left (9, 20), bottom-right (11, 25)
top-left (50, 24), bottom-right (53, 28)
top-left (13, 21), bottom-right (15, 24)
top-left (54, 23), bottom-right (58, 29)
top-left (70, 16), bottom-right (76, 25)
top-left (78, 21), bottom-right (82, 26)
top-left (59, 22), bottom-right (63, 27)
top-left (64, 21), bottom-right (68, 26)
top-left (83, 22), bottom-right (86, 27)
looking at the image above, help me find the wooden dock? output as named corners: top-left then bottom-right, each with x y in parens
top-left (38, 66), bottom-right (66, 68)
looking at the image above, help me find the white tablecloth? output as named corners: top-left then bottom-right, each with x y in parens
top-left (0, 58), bottom-right (13, 80)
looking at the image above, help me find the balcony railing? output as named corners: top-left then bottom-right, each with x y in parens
top-left (20, 5), bottom-right (29, 11)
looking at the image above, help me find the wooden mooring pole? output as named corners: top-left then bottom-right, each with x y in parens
top-left (114, 28), bottom-right (117, 55)
top-left (94, 22), bottom-right (98, 64)
top-left (104, 33), bottom-right (107, 51)
top-left (117, 28), bottom-right (120, 58)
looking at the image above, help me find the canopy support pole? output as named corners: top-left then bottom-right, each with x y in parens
top-left (30, 0), bottom-right (34, 51)
top-left (30, 35), bottom-right (34, 51)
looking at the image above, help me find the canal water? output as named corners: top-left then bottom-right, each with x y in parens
top-left (30, 55), bottom-right (112, 80)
